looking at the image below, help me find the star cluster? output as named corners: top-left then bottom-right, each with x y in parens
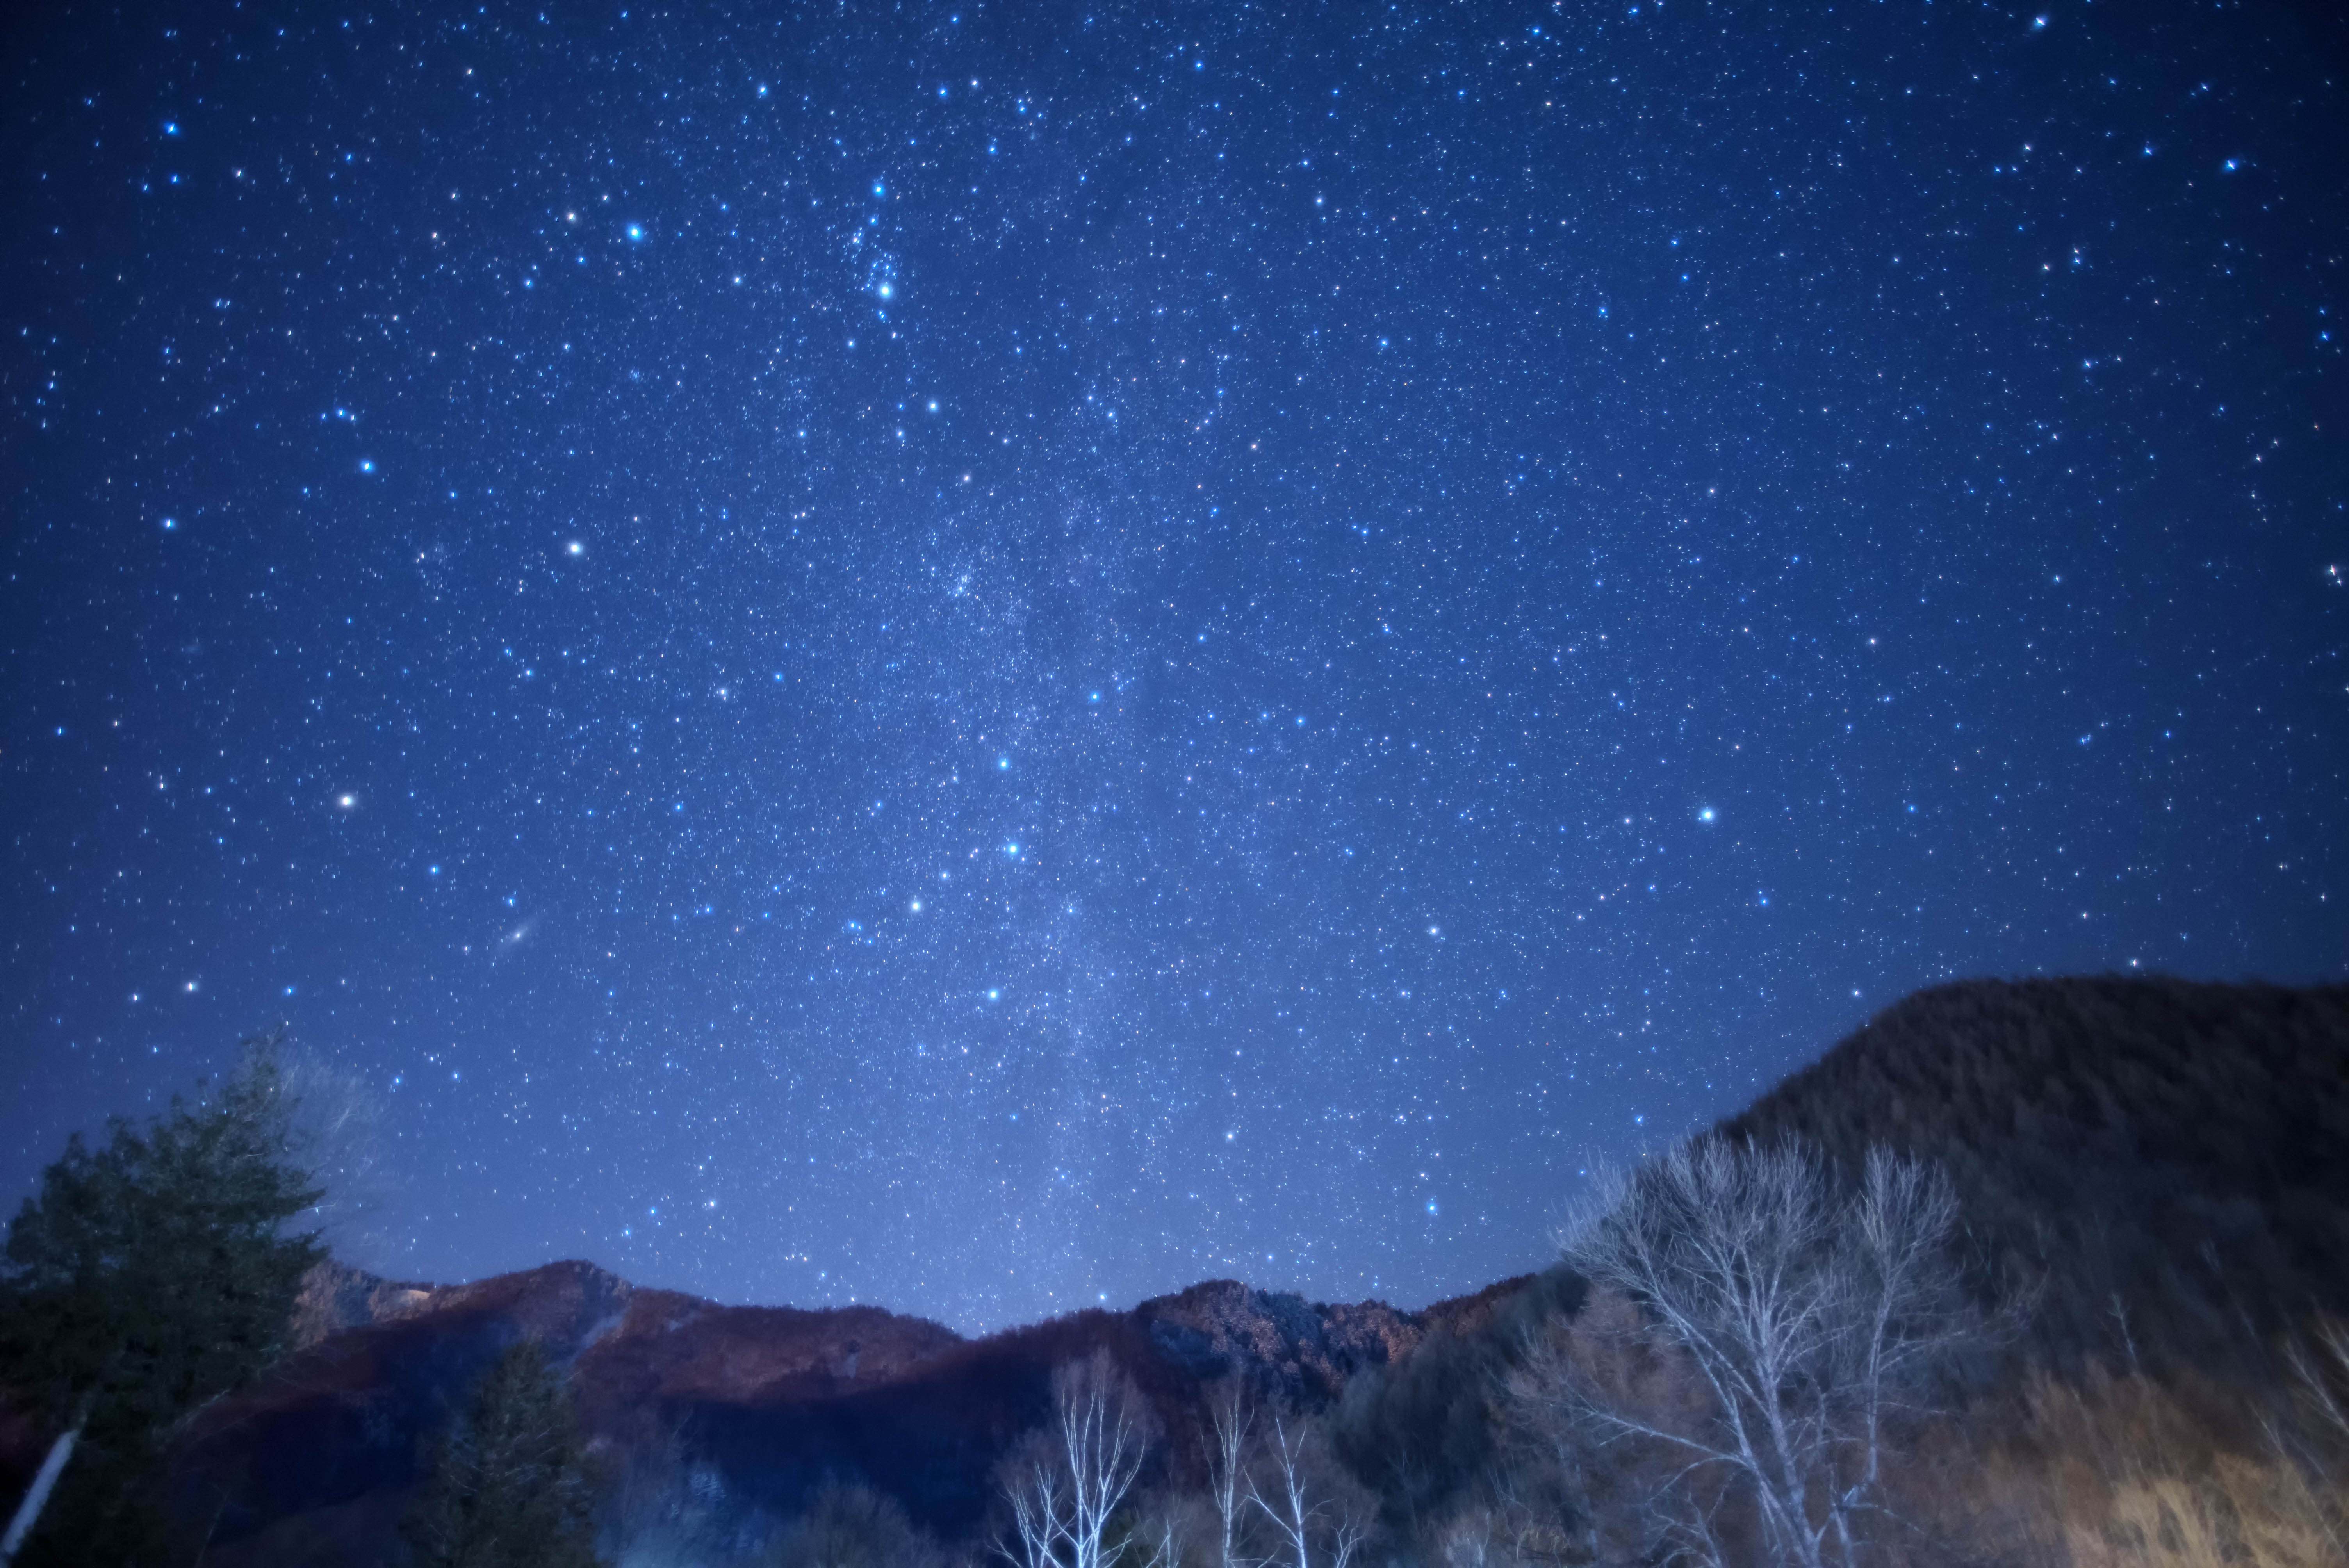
top-left (1, 0), bottom-right (2342, 1331)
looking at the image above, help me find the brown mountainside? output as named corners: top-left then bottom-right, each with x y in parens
top-left (176, 1259), bottom-right (1467, 1565)
top-left (1718, 976), bottom-right (2349, 1376)
top-left (9, 974), bottom-right (2337, 1566)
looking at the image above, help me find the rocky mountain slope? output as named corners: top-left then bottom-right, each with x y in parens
top-left (7, 975), bottom-right (2337, 1566)
top-left (175, 1257), bottom-right (1508, 1565)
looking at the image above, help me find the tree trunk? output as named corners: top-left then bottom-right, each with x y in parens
top-left (0, 1422), bottom-right (82, 1565)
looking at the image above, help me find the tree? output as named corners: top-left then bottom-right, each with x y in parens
top-left (1509, 1139), bottom-right (1970, 1568)
top-left (1244, 1408), bottom-right (1372, 1568)
top-left (0, 1036), bottom-right (326, 1566)
top-left (1201, 1381), bottom-right (1251, 1568)
top-left (404, 1338), bottom-right (605, 1568)
top-left (768, 1481), bottom-right (942, 1568)
top-left (997, 1351), bottom-right (1154, 1568)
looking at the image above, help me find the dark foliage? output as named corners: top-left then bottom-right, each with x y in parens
top-left (670, 1282), bottom-right (1424, 1541)
top-left (687, 1304), bottom-right (1182, 1538)
top-left (403, 1338), bottom-right (604, 1568)
top-left (1717, 976), bottom-right (2349, 1381)
top-left (117, 977), bottom-right (2349, 1566)
top-left (765, 1479), bottom-right (943, 1568)
top-left (1328, 1270), bottom-right (1584, 1538)
top-left (0, 1037), bottom-right (324, 1566)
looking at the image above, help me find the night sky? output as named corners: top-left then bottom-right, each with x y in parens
top-left (3, 0), bottom-right (2344, 1334)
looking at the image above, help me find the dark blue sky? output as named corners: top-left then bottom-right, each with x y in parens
top-left (3, 0), bottom-right (2343, 1332)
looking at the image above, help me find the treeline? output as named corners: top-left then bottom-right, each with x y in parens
top-left (5, 978), bottom-right (2347, 1567)
top-left (610, 1138), bottom-right (2349, 1568)
top-left (604, 978), bottom-right (2349, 1568)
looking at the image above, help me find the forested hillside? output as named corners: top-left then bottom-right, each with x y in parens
top-left (4, 977), bottom-right (2343, 1566)
top-left (1719, 977), bottom-right (2349, 1378)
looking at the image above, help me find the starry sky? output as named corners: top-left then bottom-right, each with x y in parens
top-left (2, 0), bottom-right (2344, 1334)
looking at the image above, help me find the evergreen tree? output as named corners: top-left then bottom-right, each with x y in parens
top-left (404, 1338), bottom-right (606, 1568)
top-left (0, 1035), bottom-right (326, 1565)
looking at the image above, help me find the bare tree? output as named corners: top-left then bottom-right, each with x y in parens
top-left (1202, 1381), bottom-right (1253, 1568)
top-left (1133, 1503), bottom-right (1189, 1568)
top-left (1467, 1453), bottom-right (1601, 1568)
top-left (997, 1351), bottom-right (1155, 1568)
top-left (1248, 1411), bottom-right (1318, 1568)
top-left (1512, 1138), bottom-right (1969, 1568)
top-left (1244, 1408), bottom-right (1374, 1568)
top-left (770, 1481), bottom-right (945, 1568)
top-left (1000, 1452), bottom-right (1073, 1568)
top-left (1326, 1498), bottom-right (1369, 1568)
top-left (1057, 1353), bottom-right (1153, 1568)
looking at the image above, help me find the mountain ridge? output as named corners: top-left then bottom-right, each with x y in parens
top-left (178, 1255), bottom-right (1501, 1565)
top-left (5, 974), bottom-right (2340, 1565)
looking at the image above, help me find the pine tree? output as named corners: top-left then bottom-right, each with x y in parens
top-left (404, 1338), bottom-right (606, 1568)
top-left (0, 1035), bottom-right (327, 1565)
